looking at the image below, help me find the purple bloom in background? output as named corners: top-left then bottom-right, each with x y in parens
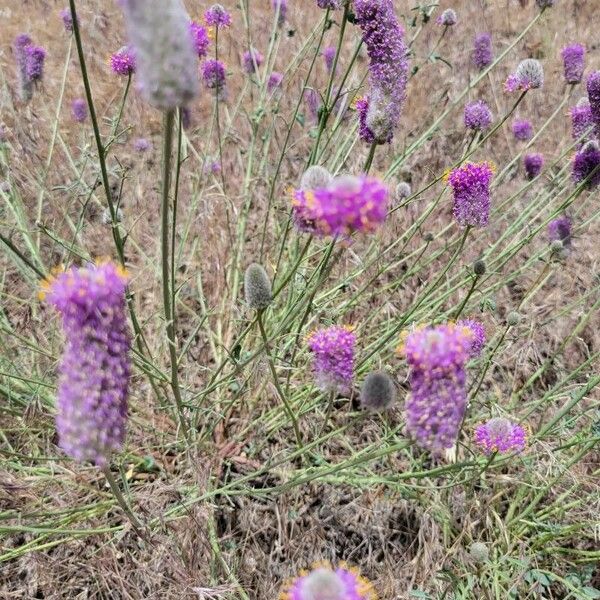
top-left (464, 100), bottom-right (492, 131)
top-left (41, 262), bottom-right (132, 468)
top-left (133, 137), bottom-right (152, 152)
top-left (190, 21), bottom-right (210, 58)
top-left (202, 59), bottom-right (227, 97)
top-left (307, 326), bottom-right (356, 394)
top-left (586, 71), bottom-right (600, 131)
top-left (71, 98), bottom-right (87, 123)
top-left (458, 319), bottom-right (486, 358)
top-left (204, 4), bottom-right (232, 28)
top-left (272, 0), bottom-right (287, 26)
top-left (472, 32), bottom-right (493, 71)
top-left (561, 44), bottom-right (585, 84)
top-left (323, 46), bottom-right (336, 73)
top-left (304, 88), bottom-right (320, 123)
top-left (512, 118), bottom-right (533, 141)
top-left (292, 175), bottom-right (389, 237)
top-left (572, 141), bottom-right (600, 188)
top-left (474, 418), bottom-right (527, 454)
top-left (60, 8), bottom-right (75, 33)
top-left (548, 215), bottom-right (572, 247)
top-left (267, 71), bottom-right (283, 92)
top-left (110, 46), bottom-right (136, 76)
top-left (401, 323), bottom-right (472, 454)
top-left (354, 0), bottom-right (409, 145)
top-left (181, 106), bottom-right (192, 129)
top-left (570, 99), bottom-right (593, 145)
top-left (436, 8), bottom-right (457, 26)
top-left (280, 563), bottom-right (376, 600)
top-left (14, 34), bottom-right (34, 100)
top-left (242, 47), bottom-right (263, 74)
top-left (119, 0), bottom-right (199, 109)
top-left (446, 161), bottom-right (494, 228)
top-left (505, 59), bottom-right (544, 92)
top-left (317, 0), bottom-right (341, 8)
top-left (523, 152), bottom-right (544, 180)
top-left (25, 46), bottom-right (46, 83)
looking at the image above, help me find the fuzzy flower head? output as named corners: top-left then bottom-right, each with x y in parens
top-left (14, 34), bottom-right (34, 100)
top-left (548, 215), bottom-right (571, 247)
top-left (242, 47), bottom-right (263, 74)
top-left (400, 323), bottom-right (472, 454)
top-left (110, 46), bottom-right (136, 76)
top-left (570, 99), bottom-right (593, 145)
top-left (317, 0), bottom-right (341, 8)
top-left (446, 161), bottom-right (494, 228)
top-left (41, 262), bottom-right (131, 468)
top-left (474, 418), bottom-right (527, 454)
top-left (292, 175), bottom-right (389, 237)
top-left (268, 71), bottom-right (283, 93)
top-left (71, 98), bottom-right (87, 123)
top-left (536, 0), bottom-right (555, 7)
top-left (561, 44), bottom-right (585, 84)
top-left (512, 118), bottom-right (533, 141)
top-left (133, 137), bottom-right (152, 152)
top-left (25, 46), bottom-right (46, 82)
top-left (395, 181), bottom-right (411, 201)
top-left (354, 0), bottom-right (409, 145)
top-left (505, 59), bottom-right (544, 92)
top-left (300, 165), bottom-right (332, 190)
top-left (572, 140), bottom-right (600, 188)
top-left (280, 563), bottom-right (376, 600)
top-left (464, 100), bottom-right (493, 131)
top-left (457, 319), bottom-right (485, 358)
top-left (437, 8), bottom-right (457, 26)
top-left (523, 152), bottom-right (544, 180)
top-left (190, 21), bottom-right (210, 58)
top-left (586, 71), bottom-right (600, 131)
top-left (204, 4), bottom-right (232, 28)
top-left (60, 8), bottom-right (75, 32)
top-left (119, 0), bottom-right (199, 109)
top-left (272, 0), bottom-right (287, 26)
top-left (307, 326), bottom-right (355, 394)
top-left (472, 32), bottom-right (493, 71)
top-left (323, 46), bottom-right (336, 73)
top-left (202, 59), bottom-right (227, 96)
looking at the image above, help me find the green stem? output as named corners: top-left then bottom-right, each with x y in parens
top-left (363, 142), bottom-right (378, 174)
top-left (454, 274), bottom-right (478, 320)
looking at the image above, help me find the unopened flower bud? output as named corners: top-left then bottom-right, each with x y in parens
top-left (244, 263), bottom-right (273, 310)
top-left (507, 311), bottom-right (520, 326)
top-left (360, 370), bottom-right (396, 412)
top-left (473, 259), bottom-right (486, 276)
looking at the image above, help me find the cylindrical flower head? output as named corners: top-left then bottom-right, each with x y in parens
top-left (511, 118), bottom-right (533, 141)
top-left (14, 34), bottom-right (33, 101)
top-left (204, 4), bottom-right (232, 28)
top-left (300, 165), bottom-right (332, 190)
top-left (457, 319), bottom-right (485, 358)
top-left (110, 46), bottom-right (136, 76)
top-left (464, 100), bottom-right (493, 131)
top-left (586, 71), bottom-right (600, 131)
top-left (242, 47), bottom-right (263, 74)
top-left (268, 71), bottom-right (283, 93)
top-left (472, 32), bottom-right (493, 71)
top-left (572, 140), bottom-right (600, 188)
top-left (505, 59), bottom-right (544, 92)
top-left (244, 263), bottom-right (272, 310)
top-left (474, 417), bottom-right (527, 454)
top-left (119, 0), bottom-right (198, 109)
top-left (71, 98), bottom-right (87, 123)
top-left (548, 215), bottom-right (571, 247)
top-left (60, 8), bottom-right (75, 33)
top-left (436, 8), bottom-right (457, 26)
top-left (323, 46), bottom-right (336, 73)
top-left (395, 181), bottom-right (411, 201)
top-left (292, 175), bottom-right (389, 237)
top-left (317, 0), bottom-right (341, 8)
top-left (446, 161), bottom-right (494, 228)
top-left (133, 137), bottom-right (152, 152)
top-left (280, 563), bottom-right (377, 600)
top-left (570, 99), bottom-right (593, 145)
top-left (307, 326), bottom-right (355, 394)
top-left (400, 323), bottom-right (472, 454)
top-left (41, 262), bottom-right (131, 467)
top-left (25, 46), bottom-right (46, 83)
top-left (523, 152), bottom-right (544, 179)
top-left (354, 0), bottom-right (409, 145)
top-left (272, 0), bottom-right (287, 26)
top-left (360, 371), bottom-right (396, 412)
top-left (561, 44), bottom-right (585, 84)
top-left (190, 21), bottom-right (210, 58)
top-left (202, 59), bottom-right (227, 97)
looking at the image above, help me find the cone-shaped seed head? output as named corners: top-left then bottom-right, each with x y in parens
top-left (244, 263), bottom-right (272, 310)
top-left (360, 370), bottom-right (396, 412)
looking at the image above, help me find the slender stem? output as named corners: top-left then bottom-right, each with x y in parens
top-left (363, 142), bottom-right (377, 174)
top-left (317, 390), bottom-right (336, 440)
top-left (0, 232), bottom-right (46, 280)
top-left (160, 109), bottom-right (189, 439)
top-left (454, 275), bottom-right (478, 320)
top-left (469, 325), bottom-right (510, 401)
top-left (257, 311), bottom-right (303, 450)
top-left (214, 27), bottom-right (226, 191)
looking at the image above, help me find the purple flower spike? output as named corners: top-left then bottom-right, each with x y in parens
top-left (317, 0), bottom-right (341, 8)
top-left (292, 175), bottom-right (389, 237)
top-left (512, 118), bottom-right (533, 141)
top-left (25, 46), bottom-right (46, 82)
top-left (41, 262), bottom-right (132, 468)
top-left (354, 0), bottom-right (409, 145)
top-left (548, 216), bottom-right (572, 247)
top-left (204, 4), bottom-right (232, 28)
top-left (446, 161), bottom-right (494, 228)
top-left (190, 21), bottom-right (210, 58)
top-left (400, 323), bottom-right (472, 454)
top-left (202, 59), bottom-right (227, 97)
top-left (570, 99), bottom-right (593, 145)
top-left (472, 33), bottom-right (493, 71)
top-left (586, 71), bottom-right (600, 131)
top-left (272, 0), bottom-right (287, 26)
top-left (464, 100), bottom-right (493, 131)
top-left (268, 71), bottom-right (283, 92)
top-left (323, 46), bottom-right (336, 73)
top-left (71, 98), bottom-right (87, 123)
top-left (436, 8), bottom-right (457, 26)
top-left (307, 326), bottom-right (356, 394)
top-left (572, 141), bottom-right (600, 188)
top-left (60, 8), bottom-right (75, 33)
top-left (561, 44), bottom-right (585, 84)
top-left (242, 47), bottom-right (263, 74)
top-left (474, 418), bottom-right (527, 454)
top-left (458, 319), bottom-right (486, 358)
top-left (523, 153), bottom-right (544, 180)
top-left (110, 46), bottom-right (136, 76)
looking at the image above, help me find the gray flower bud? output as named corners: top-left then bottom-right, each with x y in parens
top-left (244, 263), bottom-right (273, 310)
top-left (360, 370), bottom-right (396, 412)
